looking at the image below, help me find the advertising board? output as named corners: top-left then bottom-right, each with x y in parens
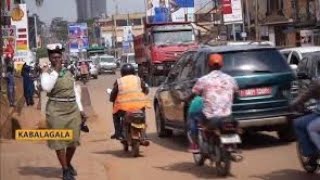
top-left (2, 25), bottom-right (16, 57)
top-left (145, 0), bottom-right (195, 24)
top-left (68, 23), bottom-right (89, 53)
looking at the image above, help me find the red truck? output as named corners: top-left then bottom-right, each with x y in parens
top-left (133, 22), bottom-right (199, 86)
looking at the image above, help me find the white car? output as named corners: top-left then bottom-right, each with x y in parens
top-left (99, 55), bottom-right (117, 74)
top-left (120, 53), bottom-right (138, 72)
top-left (280, 46), bottom-right (320, 70)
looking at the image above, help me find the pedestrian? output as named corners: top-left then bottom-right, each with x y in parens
top-left (21, 63), bottom-right (35, 106)
top-left (40, 43), bottom-right (86, 180)
top-left (6, 65), bottom-right (15, 107)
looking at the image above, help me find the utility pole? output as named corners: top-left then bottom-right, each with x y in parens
top-left (245, 0), bottom-right (250, 39)
top-left (34, 15), bottom-right (38, 49)
top-left (255, 0), bottom-right (259, 41)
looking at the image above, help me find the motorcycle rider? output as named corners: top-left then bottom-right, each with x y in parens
top-left (109, 64), bottom-right (151, 140)
top-left (188, 53), bottom-right (239, 153)
top-left (79, 61), bottom-right (89, 82)
top-left (290, 78), bottom-right (320, 164)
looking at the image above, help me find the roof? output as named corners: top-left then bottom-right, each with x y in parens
top-left (280, 46), bottom-right (320, 54)
top-left (198, 44), bottom-right (275, 53)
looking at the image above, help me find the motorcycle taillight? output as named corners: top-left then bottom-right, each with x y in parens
top-left (222, 122), bottom-right (237, 131)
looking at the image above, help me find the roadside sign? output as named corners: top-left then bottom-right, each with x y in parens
top-left (2, 25), bottom-right (16, 57)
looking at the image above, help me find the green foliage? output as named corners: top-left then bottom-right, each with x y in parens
top-left (36, 47), bottom-right (48, 59)
top-left (50, 17), bottom-right (68, 43)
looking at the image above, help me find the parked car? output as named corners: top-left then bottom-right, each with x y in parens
top-left (120, 53), bottom-right (138, 72)
top-left (280, 46), bottom-right (320, 71)
top-left (99, 55), bottom-right (117, 74)
top-left (154, 44), bottom-right (297, 142)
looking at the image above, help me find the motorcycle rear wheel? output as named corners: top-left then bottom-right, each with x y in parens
top-left (215, 146), bottom-right (231, 177)
top-left (193, 153), bottom-right (205, 166)
top-left (297, 143), bottom-right (318, 173)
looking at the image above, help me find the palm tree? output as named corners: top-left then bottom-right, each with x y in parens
top-left (35, 0), bottom-right (43, 7)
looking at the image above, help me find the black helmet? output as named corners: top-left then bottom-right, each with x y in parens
top-left (120, 63), bottom-right (135, 76)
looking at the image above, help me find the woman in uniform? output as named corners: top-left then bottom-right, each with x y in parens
top-left (41, 43), bottom-right (85, 180)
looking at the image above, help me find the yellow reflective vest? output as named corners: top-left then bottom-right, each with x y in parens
top-left (113, 75), bottom-right (151, 114)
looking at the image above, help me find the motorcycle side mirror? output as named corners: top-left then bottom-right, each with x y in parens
top-left (290, 64), bottom-right (298, 71)
top-left (106, 88), bottom-right (112, 95)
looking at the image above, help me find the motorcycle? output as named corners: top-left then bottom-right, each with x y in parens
top-left (106, 89), bottom-right (150, 157)
top-left (120, 110), bottom-right (150, 157)
top-left (192, 117), bottom-right (243, 177)
top-left (297, 143), bottom-right (320, 173)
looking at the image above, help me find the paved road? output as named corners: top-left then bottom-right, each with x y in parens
top-left (87, 73), bottom-right (319, 180)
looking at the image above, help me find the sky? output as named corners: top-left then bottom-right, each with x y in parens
top-left (25, 0), bottom-right (146, 25)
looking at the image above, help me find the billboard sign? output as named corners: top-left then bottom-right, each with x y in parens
top-left (68, 23), bottom-right (89, 53)
top-left (2, 25), bottom-right (16, 57)
top-left (10, 4), bottom-right (29, 63)
top-left (68, 23), bottom-right (88, 38)
top-left (222, 0), bottom-right (243, 24)
top-left (145, 0), bottom-right (195, 24)
top-left (122, 26), bottom-right (134, 53)
top-left (68, 38), bottom-right (89, 50)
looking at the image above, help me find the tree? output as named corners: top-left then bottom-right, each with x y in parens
top-left (50, 17), bottom-right (68, 43)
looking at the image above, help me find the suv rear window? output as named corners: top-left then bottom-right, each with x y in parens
top-left (220, 49), bottom-right (291, 76)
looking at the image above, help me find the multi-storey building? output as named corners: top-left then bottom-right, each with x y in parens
top-left (76, 0), bottom-right (106, 21)
top-left (96, 13), bottom-right (145, 57)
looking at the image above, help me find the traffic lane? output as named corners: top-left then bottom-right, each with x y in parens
top-left (88, 74), bottom-right (319, 180)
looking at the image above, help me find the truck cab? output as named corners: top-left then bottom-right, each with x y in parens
top-left (134, 22), bottom-right (198, 86)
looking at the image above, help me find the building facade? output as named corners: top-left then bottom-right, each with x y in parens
top-left (247, 0), bottom-right (320, 47)
top-left (97, 13), bottom-right (145, 57)
top-left (76, 0), bottom-right (106, 21)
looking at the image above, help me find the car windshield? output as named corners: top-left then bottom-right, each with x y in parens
top-left (128, 55), bottom-right (135, 63)
top-left (153, 30), bottom-right (194, 45)
top-left (100, 57), bottom-right (114, 63)
top-left (218, 49), bottom-right (291, 76)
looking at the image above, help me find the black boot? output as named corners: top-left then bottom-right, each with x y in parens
top-left (62, 168), bottom-right (75, 180)
top-left (68, 164), bottom-right (77, 176)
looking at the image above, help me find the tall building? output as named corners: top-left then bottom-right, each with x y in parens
top-left (76, 0), bottom-right (106, 21)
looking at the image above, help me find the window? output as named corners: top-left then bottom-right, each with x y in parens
top-left (130, 19), bottom-right (142, 26)
top-left (267, 0), bottom-right (284, 15)
top-left (167, 54), bottom-right (188, 83)
top-left (179, 54), bottom-right (194, 80)
top-left (298, 57), bottom-right (308, 75)
top-left (290, 54), bottom-right (299, 65)
top-left (116, 20), bottom-right (127, 27)
top-left (203, 49), bottom-right (291, 76)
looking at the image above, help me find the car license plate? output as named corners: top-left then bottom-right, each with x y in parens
top-left (220, 134), bottom-right (241, 144)
top-left (239, 87), bottom-right (272, 97)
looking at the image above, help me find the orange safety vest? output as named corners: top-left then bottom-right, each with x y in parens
top-left (113, 75), bottom-right (151, 114)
